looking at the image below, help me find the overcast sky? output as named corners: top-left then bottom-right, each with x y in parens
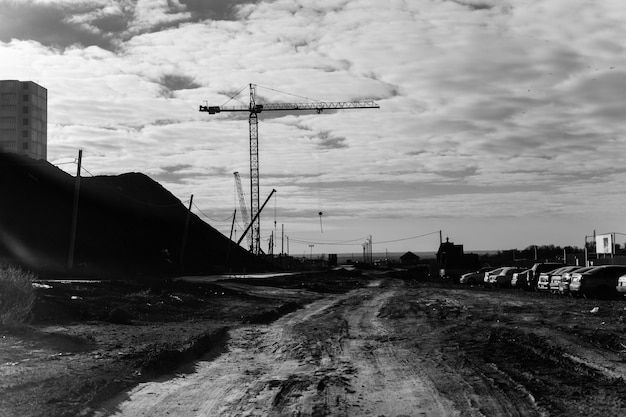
top-left (2, 0), bottom-right (626, 256)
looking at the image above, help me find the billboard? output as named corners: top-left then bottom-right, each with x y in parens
top-left (595, 234), bottom-right (614, 255)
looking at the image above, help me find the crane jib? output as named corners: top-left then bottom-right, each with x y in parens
top-left (199, 101), bottom-right (379, 115)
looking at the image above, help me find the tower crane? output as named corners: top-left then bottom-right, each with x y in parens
top-left (233, 171), bottom-right (252, 251)
top-left (200, 83), bottom-right (379, 255)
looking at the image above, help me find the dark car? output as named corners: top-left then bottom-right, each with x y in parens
top-left (511, 269), bottom-right (530, 288)
top-left (459, 267), bottom-right (495, 285)
top-left (486, 267), bottom-right (524, 288)
top-left (569, 265), bottom-right (626, 298)
top-left (527, 262), bottom-right (564, 290)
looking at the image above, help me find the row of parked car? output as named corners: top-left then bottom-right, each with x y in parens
top-left (459, 262), bottom-right (626, 298)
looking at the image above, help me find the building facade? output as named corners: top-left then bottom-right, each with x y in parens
top-left (0, 80), bottom-right (47, 160)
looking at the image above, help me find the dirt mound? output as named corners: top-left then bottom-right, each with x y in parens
top-left (0, 153), bottom-right (266, 278)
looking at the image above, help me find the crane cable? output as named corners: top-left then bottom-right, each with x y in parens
top-left (257, 84), bottom-right (324, 103)
top-left (315, 148), bottom-right (324, 233)
top-left (220, 84), bottom-right (249, 107)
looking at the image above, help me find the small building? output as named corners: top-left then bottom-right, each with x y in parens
top-left (400, 251), bottom-right (420, 265)
top-left (0, 80), bottom-right (47, 160)
top-left (437, 237), bottom-right (480, 281)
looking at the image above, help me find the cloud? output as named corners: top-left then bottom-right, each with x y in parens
top-left (0, 0), bottom-right (260, 51)
top-left (3, 0), bottom-right (626, 252)
top-left (0, 0), bottom-right (117, 49)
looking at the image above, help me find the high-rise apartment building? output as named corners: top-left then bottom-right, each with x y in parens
top-left (0, 80), bottom-right (47, 160)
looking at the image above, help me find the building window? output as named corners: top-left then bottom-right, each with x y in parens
top-left (1, 129), bottom-right (16, 138)
top-left (1, 93), bottom-right (17, 104)
top-left (22, 142), bottom-right (29, 150)
top-left (23, 95), bottom-right (29, 102)
top-left (0, 140), bottom-right (17, 150)
top-left (0, 117), bottom-right (16, 126)
top-left (22, 118), bottom-right (28, 126)
top-left (22, 130), bottom-right (28, 138)
top-left (23, 106), bottom-right (28, 113)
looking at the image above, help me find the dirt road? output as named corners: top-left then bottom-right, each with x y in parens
top-left (93, 278), bottom-right (626, 416)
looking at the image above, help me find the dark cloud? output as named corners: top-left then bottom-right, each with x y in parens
top-left (0, 2), bottom-right (118, 49)
top-left (90, 11), bottom-right (131, 34)
top-left (448, 1), bottom-right (494, 11)
top-left (158, 74), bottom-right (202, 98)
top-left (180, 0), bottom-right (260, 21)
top-left (315, 131), bottom-right (348, 149)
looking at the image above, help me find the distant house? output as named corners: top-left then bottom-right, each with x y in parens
top-left (400, 251), bottom-right (420, 265)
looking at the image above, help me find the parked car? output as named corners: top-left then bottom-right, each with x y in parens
top-left (460, 267), bottom-right (495, 285)
top-left (537, 266), bottom-right (570, 292)
top-left (558, 266), bottom-right (594, 295)
top-left (486, 267), bottom-right (523, 288)
top-left (511, 269), bottom-right (530, 288)
top-left (484, 267), bottom-right (503, 285)
top-left (569, 265), bottom-right (626, 298)
top-left (547, 266), bottom-right (580, 293)
top-left (527, 262), bottom-right (564, 290)
top-left (617, 273), bottom-right (626, 296)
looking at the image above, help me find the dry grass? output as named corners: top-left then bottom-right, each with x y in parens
top-left (0, 265), bottom-right (36, 326)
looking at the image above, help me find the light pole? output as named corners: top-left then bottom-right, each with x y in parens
top-left (309, 244), bottom-right (314, 259)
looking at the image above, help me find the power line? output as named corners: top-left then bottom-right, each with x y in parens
top-left (288, 236), bottom-right (371, 246)
top-left (375, 231), bottom-right (441, 244)
top-left (191, 202), bottom-right (233, 223)
top-left (289, 231), bottom-right (441, 246)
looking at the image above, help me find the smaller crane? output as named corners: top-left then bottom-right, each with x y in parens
top-left (233, 172), bottom-right (252, 251)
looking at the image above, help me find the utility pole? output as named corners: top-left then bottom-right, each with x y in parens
top-left (309, 244), bottom-right (314, 259)
top-left (67, 149), bottom-right (82, 270)
top-left (226, 208), bottom-right (237, 265)
top-left (180, 194), bottom-right (193, 266)
top-left (269, 232), bottom-right (273, 255)
top-left (229, 209), bottom-right (237, 241)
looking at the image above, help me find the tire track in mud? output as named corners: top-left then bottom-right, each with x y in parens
top-left (93, 281), bottom-right (462, 416)
top-left (336, 286), bottom-right (456, 416)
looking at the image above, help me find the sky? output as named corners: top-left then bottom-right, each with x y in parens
top-left (2, 0), bottom-right (626, 257)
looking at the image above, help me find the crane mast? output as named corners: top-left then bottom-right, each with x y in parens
top-left (200, 83), bottom-right (379, 255)
top-left (248, 84), bottom-right (260, 254)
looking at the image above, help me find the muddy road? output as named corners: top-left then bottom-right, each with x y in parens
top-left (93, 278), bottom-right (626, 417)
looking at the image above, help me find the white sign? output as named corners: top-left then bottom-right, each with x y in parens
top-left (595, 234), bottom-right (613, 255)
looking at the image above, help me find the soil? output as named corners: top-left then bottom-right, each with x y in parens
top-left (2, 270), bottom-right (626, 416)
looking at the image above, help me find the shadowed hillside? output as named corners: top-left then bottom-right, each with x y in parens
top-left (0, 153), bottom-right (266, 278)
